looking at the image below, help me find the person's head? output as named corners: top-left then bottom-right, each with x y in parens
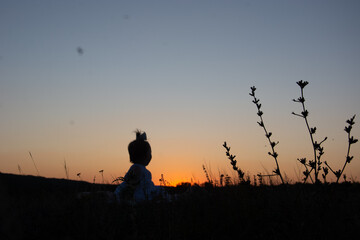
top-left (128, 130), bottom-right (152, 166)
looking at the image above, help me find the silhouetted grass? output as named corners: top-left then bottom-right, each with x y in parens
top-left (1, 173), bottom-right (360, 240)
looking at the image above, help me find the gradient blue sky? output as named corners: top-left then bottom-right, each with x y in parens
top-left (1, 0), bottom-right (359, 184)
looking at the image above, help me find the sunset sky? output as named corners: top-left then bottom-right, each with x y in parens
top-left (1, 0), bottom-right (360, 185)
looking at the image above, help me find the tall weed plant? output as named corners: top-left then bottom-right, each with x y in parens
top-left (223, 80), bottom-right (357, 185)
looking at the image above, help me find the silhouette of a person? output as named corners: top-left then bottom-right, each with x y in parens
top-left (114, 130), bottom-right (165, 203)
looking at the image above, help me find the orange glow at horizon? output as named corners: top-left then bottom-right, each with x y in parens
top-left (2, 131), bottom-right (359, 186)
top-left (1, 102), bottom-right (359, 186)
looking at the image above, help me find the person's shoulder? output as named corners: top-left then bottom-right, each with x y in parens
top-left (124, 164), bottom-right (144, 184)
top-left (129, 164), bottom-right (144, 175)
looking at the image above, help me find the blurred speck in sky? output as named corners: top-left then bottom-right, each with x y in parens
top-left (76, 47), bottom-right (84, 56)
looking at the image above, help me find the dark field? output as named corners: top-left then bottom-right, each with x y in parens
top-left (1, 173), bottom-right (360, 240)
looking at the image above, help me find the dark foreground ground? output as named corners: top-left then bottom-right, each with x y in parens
top-left (1, 172), bottom-right (360, 240)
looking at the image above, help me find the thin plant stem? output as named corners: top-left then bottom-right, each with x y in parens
top-left (325, 115), bottom-right (357, 183)
top-left (292, 80), bottom-right (327, 183)
top-left (259, 111), bottom-right (284, 183)
top-left (250, 86), bottom-right (285, 184)
top-left (29, 151), bottom-right (40, 176)
top-left (300, 87), bottom-right (318, 181)
top-left (338, 129), bottom-right (353, 182)
top-left (223, 141), bottom-right (246, 183)
top-left (64, 159), bottom-right (69, 180)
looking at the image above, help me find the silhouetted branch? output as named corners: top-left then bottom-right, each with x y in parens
top-left (325, 115), bottom-right (358, 183)
top-left (223, 141), bottom-right (247, 183)
top-left (293, 80), bottom-right (327, 183)
top-left (250, 86), bottom-right (285, 184)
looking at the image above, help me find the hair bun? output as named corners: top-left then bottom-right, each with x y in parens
top-left (135, 130), bottom-right (147, 141)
